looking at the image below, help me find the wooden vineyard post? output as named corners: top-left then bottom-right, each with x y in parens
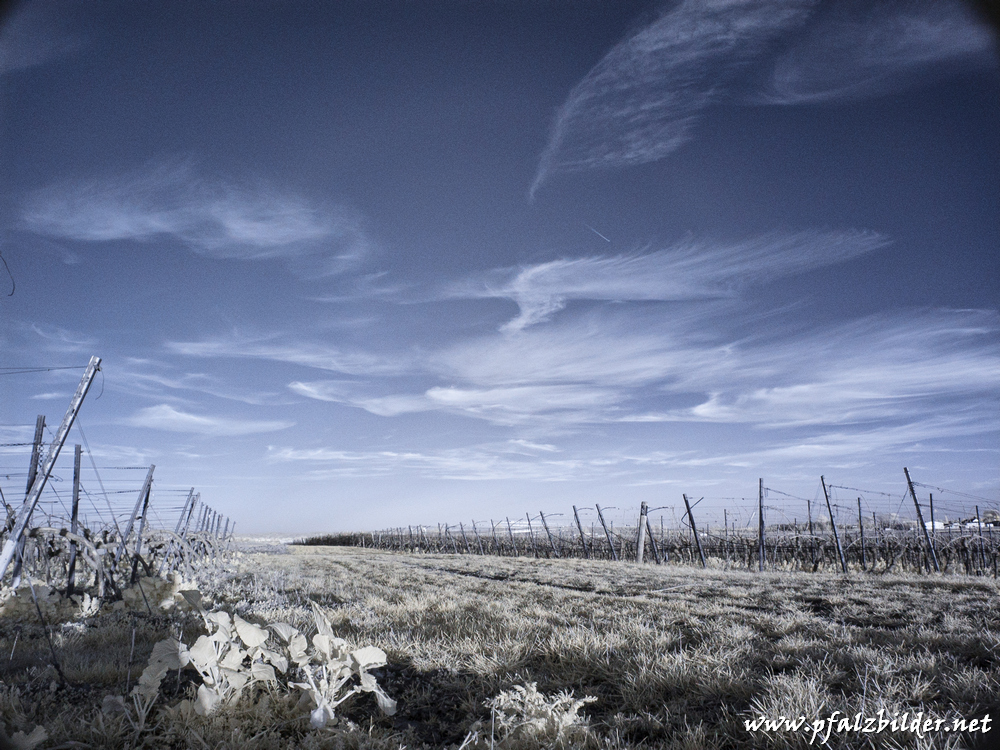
top-left (858, 498), bottom-right (866, 571)
top-left (595, 504), bottom-right (617, 561)
top-left (644, 514), bottom-right (661, 564)
top-left (929, 493), bottom-right (936, 545)
top-left (130, 475), bottom-right (154, 583)
top-left (904, 467), bottom-right (940, 572)
top-left (66, 445), bottom-right (82, 595)
top-left (539, 512), bottom-right (560, 558)
top-left (471, 521), bottom-right (484, 555)
top-left (12, 415), bottom-right (46, 587)
top-left (682, 494), bottom-right (706, 568)
top-left (723, 509), bottom-right (729, 566)
top-left (573, 505), bottom-right (589, 559)
top-left (636, 502), bottom-right (648, 563)
top-left (490, 520), bottom-right (500, 556)
top-left (506, 517), bottom-right (517, 556)
top-left (526, 514), bottom-right (539, 558)
top-left (976, 507), bottom-right (987, 573)
top-left (758, 479), bottom-right (765, 572)
top-left (807, 498), bottom-right (817, 569)
top-left (820, 476), bottom-right (848, 574)
top-left (459, 522), bottom-right (472, 553)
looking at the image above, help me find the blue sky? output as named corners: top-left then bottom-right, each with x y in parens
top-left (1, 0), bottom-right (997, 534)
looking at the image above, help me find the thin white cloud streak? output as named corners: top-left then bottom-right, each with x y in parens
top-left (286, 304), bottom-right (999, 439)
top-left (436, 308), bottom-right (999, 430)
top-left (450, 230), bottom-right (888, 331)
top-left (531, 0), bottom-right (817, 194)
top-left (114, 364), bottom-right (292, 406)
top-left (264, 411), bottom-right (996, 482)
top-left (289, 380), bottom-right (624, 425)
top-left (123, 404), bottom-right (294, 436)
top-left (167, 335), bottom-right (405, 377)
top-left (21, 161), bottom-right (371, 276)
top-left (760, 0), bottom-right (997, 104)
top-left (29, 323), bottom-right (97, 353)
top-left (266, 443), bottom-right (619, 482)
top-left (532, 0), bottom-right (995, 192)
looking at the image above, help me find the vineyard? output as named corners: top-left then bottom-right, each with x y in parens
top-left (306, 480), bottom-right (999, 579)
top-left (0, 359), bottom-right (998, 749)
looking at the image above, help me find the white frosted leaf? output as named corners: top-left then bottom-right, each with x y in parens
top-left (179, 589), bottom-right (203, 610)
top-left (220, 667), bottom-right (249, 696)
top-left (350, 646), bottom-right (387, 671)
top-left (269, 622), bottom-right (299, 643)
top-left (310, 601), bottom-right (334, 637)
top-left (219, 646), bottom-right (246, 670)
top-left (260, 647), bottom-right (288, 673)
top-left (310, 702), bottom-right (335, 729)
top-left (251, 661), bottom-right (277, 684)
top-left (312, 633), bottom-right (332, 660)
top-left (233, 614), bottom-right (269, 648)
top-left (288, 633), bottom-right (310, 666)
top-left (149, 637), bottom-right (190, 670)
top-left (194, 685), bottom-right (221, 716)
top-left (188, 635), bottom-right (218, 669)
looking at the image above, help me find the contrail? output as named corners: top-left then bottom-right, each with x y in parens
top-left (585, 224), bottom-right (611, 243)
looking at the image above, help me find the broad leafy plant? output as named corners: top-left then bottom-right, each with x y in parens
top-left (130, 589), bottom-right (396, 731)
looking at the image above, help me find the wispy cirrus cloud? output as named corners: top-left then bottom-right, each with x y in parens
top-left (21, 160), bottom-right (372, 276)
top-left (532, 0), bottom-right (814, 195)
top-left (450, 230), bottom-right (888, 331)
top-left (266, 442), bottom-right (614, 482)
top-left (289, 380), bottom-right (624, 424)
top-left (29, 323), bottom-right (97, 353)
top-left (760, 0), bottom-right (997, 104)
top-left (532, 0), bottom-right (995, 193)
top-left (123, 404), bottom-right (294, 436)
top-left (167, 334), bottom-right (404, 377)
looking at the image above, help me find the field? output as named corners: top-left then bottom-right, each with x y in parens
top-left (1, 543), bottom-right (999, 749)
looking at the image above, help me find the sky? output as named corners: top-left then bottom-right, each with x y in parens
top-left (0, 0), bottom-right (997, 535)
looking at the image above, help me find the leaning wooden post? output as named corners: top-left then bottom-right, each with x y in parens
top-left (526, 514), bottom-right (539, 558)
top-left (113, 465), bottom-right (155, 572)
top-left (490, 520), bottom-right (500, 556)
top-left (539, 512), bottom-right (560, 558)
top-left (758, 479), bottom-right (765, 572)
top-left (820, 476), bottom-right (848, 574)
top-left (635, 502), bottom-right (648, 563)
top-left (682, 494), bottom-right (706, 568)
top-left (130, 477), bottom-right (154, 583)
top-left (929, 493), bottom-right (936, 544)
top-left (857, 498), bottom-right (866, 571)
top-left (505, 517), bottom-right (517, 556)
top-left (595, 504), bottom-right (618, 561)
top-left (66, 445), bottom-right (82, 595)
top-left (904, 467), bottom-right (939, 572)
top-left (458, 522), bottom-right (472, 553)
top-left (807, 498), bottom-right (817, 568)
top-left (12, 415), bottom-right (47, 587)
top-left (976, 506), bottom-right (987, 573)
top-left (644, 514), bottom-right (661, 564)
top-left (572, 506), bottom-right (589, 559)
top-left (445, 524), bottom-right (458, 554)
top-left (473, 521), bottom-right (485, 555)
